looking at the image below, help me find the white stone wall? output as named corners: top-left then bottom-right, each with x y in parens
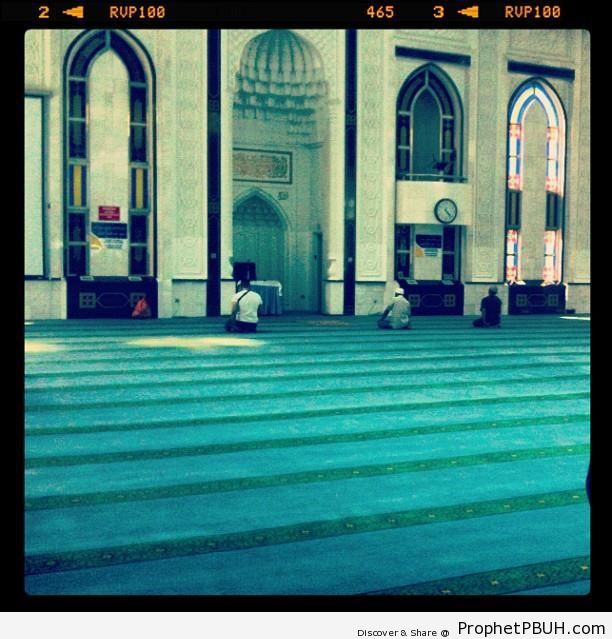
top-left (25, 30), bottom-right (66, 283)
top-left (88, 51), bottom-right (130, 276)
top-left (113, 30), bottom-right (210, 317)
top-left (355, 282), bottom-right (387, 317)
top-left (228, 29), bottom-right (342, 313)
top-left (564, 31), bottom-right (591, 286)
top-left (355, 31), bottom-right (390, 285)
top-left (25, 280), bottom-right (67, 320)
top-left (25, 30), bottom-right (78, 320)
top-left (470, 31), bottom-right (508, 283)
top-left (566, 283), bottom-right (590, 314)
top-left (25, 97), bottom-right (44, 277)
top-left (171, 31), bottom-right (207, 282)
top-left (353, 30), bottom-right (396, 314)
top-left (318, 31), bottom-right (346, 314)
top-left (173, 30), bottom-right (208, 317)
top-left (520, 103), bottom-right (548, 281)
top-left (172, 280), bottom-right (206, 317)
top-left (23, 29), bottom-right (590, 319)
top-left (132, 30), bottom-right (208, 317)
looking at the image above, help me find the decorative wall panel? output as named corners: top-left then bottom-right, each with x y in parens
top-left (356, 31), bottom-right (385, 280)
top-left (174, 31), bottom-right (206, 277)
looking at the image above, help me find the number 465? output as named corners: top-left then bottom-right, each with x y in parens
top-left (367, 5), bottom-right (395, 19)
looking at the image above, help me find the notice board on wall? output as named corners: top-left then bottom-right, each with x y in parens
top-left (413, 227), bottom-right (443, 280)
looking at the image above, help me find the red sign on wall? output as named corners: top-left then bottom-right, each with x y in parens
top-left (98, 206), bottom-right (120, 221)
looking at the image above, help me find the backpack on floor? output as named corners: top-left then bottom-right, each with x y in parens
top-left (132, 296), bottom-right (151, 319)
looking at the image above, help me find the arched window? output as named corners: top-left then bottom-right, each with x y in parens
top-left (233, 192), bottom-right (286, 284)
top-left (505, 79), bottom-right (566, 284)
top-left (396, 65), bottom-right (463, 182)
top-left (64, 30), bottom-right (154, 276)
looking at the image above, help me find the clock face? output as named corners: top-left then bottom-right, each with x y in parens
top-left (434, 198), bottom-right (458, 224)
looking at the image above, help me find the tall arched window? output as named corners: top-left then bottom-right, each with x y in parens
top-left (64, 30), bottom-right (154, 277)
top-left (505, 79), bottom-right (566, 284)
top-left (396, 65), bottom-right (463, 181)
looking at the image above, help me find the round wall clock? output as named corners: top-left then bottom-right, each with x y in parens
top-left (434, 198), bottom-right (458, 224)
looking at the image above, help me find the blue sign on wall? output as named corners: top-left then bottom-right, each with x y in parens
top-left (91, 222), bottom-right (128, 239)
top-left (416, 234), bottom-right (442, 249)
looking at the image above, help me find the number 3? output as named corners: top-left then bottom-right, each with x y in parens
top-left (433, 5), bottom-right (444, 18)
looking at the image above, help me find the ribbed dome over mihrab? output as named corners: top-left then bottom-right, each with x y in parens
top-left (235, 30), bottom-right (326, 111)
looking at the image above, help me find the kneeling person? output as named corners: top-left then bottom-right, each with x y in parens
top-left (225, 280), bottom-right (263, 333)
top-left (473, 286), bottom-right (502, 328)
top-left (378, 287), bottom-right (411, 330)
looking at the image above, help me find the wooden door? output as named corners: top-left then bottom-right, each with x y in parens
top-left (233, 195), bottom-right (284, 283)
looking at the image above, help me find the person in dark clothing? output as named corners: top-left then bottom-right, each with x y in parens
top-left (473, 286), bottom-right (502, 327)
top-left (586, 462), bottom-right (591, 505)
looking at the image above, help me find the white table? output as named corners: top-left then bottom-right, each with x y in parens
top-left (250, 280), bottom-right (283, 315)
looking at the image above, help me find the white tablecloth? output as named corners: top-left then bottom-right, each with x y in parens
top-left (250, 280), bottom-right (282, 315)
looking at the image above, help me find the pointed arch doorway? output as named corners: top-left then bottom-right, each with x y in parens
top-left (233, 192), bottom-right (285, 288)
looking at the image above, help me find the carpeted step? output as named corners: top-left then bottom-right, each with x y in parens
top-left (24, 314), bottom-right (590, 595)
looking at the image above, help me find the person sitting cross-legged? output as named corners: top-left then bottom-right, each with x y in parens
top-left (225, 280), bottom-right (263, 333)
top-left (378, 287), bottom-right (412, 330)
top-left (473, 286), bottom-right (502, 328)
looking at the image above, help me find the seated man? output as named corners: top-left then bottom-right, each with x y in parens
top-left (378, 287), bottom-right (411, 330)
top-left (225, 280), bottom-right (263, 333)
top-left (473, 286), bottom-right (502, 327)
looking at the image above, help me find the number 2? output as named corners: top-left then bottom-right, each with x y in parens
top-left (38, 5), bottom-right (50, 18)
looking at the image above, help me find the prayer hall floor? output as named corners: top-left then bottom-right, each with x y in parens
top-left (24, 313), bottom-right (590, 596)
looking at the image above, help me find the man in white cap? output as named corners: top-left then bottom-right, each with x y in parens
top-left (377, 287), bottom-right (412, 330)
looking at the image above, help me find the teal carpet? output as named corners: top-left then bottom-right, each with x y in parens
top-left (24, 314), bottom-right (590, 595)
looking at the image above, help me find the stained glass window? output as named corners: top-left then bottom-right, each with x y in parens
top-left (131, 168), bottom-right (148, 210)
top-left (69, 31), bottom-right (106, 77)
top-left (542, 229), bottom-right (562, 283)
top-left (69, 80), bottom-right (86, 118)
top-left (130, 124), bottom-right (146, 162)
top-left (130, 214), bottom-right (147, 243)
top-left (505, 80), bottom-right (566, 284)
top-left (505, 229), bottom-right (519, 282)
top-left (130, 86), bottom-right (147, 123)
top-left (69, 164), bottom-right (86, 208)
top-left (130, 246), bottom-right (148, 275)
